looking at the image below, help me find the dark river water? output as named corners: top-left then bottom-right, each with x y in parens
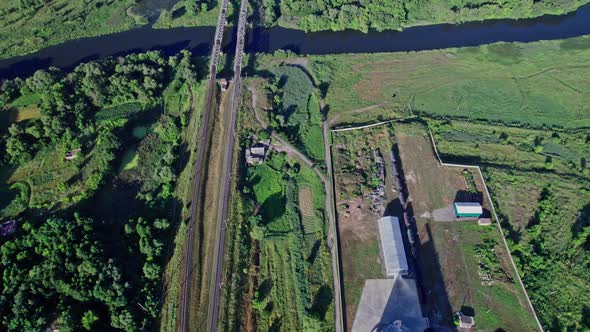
top-left (2, 3), bottom-right (590, 79)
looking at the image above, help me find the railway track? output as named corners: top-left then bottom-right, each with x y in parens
top-left (178, 0), bottom-right (230, 331)
top-left (206, 0), bottom-right (249, 330)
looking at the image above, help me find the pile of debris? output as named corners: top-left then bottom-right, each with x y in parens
top-left (367, 149), bottom-right (386, 212)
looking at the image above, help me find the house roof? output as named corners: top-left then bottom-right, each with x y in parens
top-left (454, 202), bottom-right (483, 214)
top-left (250, 146), bottom-right (266, 156)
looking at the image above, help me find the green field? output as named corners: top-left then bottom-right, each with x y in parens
top-left (219, 96), bottom-right (334, 332)
top-left (302, 36), bottom-right (590, 129)
top-left (431, 120), bottom-right (590, 330)
top-left (0, 0), bottom-right (138, 59)
top-left (249, 153), bottom-right (334, 331)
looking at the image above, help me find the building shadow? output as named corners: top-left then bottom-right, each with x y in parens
top-left (416, 223), bottom-right (454, 329)
top-left (454, 189), bottom-right (483, 205)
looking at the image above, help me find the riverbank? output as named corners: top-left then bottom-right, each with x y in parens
top-left (0, 0), bottom-right (222, 61)
top-left (2, 1), bottom-right (590, 62)
top-left (4, 3), bottom-right (590, 80)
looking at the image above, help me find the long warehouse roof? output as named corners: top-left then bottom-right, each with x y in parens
top-left (378, 216), bottom-right (408, 277)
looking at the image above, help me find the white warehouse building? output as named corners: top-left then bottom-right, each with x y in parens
top-left (378, 216), bottom-right (409, 277)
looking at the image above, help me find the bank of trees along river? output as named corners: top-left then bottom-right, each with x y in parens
top-left (255, 0), bottom-right (590, 31)
top-left (0, 50), bottom-right (202, 331)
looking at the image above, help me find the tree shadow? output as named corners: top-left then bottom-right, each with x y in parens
top-left (268, 317), bottom-right (282, 332)
top-left (453, 189), bottom-right (483, 205)
top-left (571, 202), bottom-right (590, 239)
top-left (261, 192), bottom-right (286, 224)
top-left (310, 285), bottom-right (333, 320)
top-left (306, 239), bottom-right (321, 263)
top-left (257, 278), bottom-right (273, 302)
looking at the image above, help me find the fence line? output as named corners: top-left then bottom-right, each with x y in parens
top-left (428, 129), bottom-right (544, 332)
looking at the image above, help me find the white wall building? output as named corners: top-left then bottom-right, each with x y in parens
top-left (378, 216), bottom-right (409, 277)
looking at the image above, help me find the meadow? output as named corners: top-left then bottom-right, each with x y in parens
top-left (393, 121), bottom-right (538, 331)
top-left (431, 119), bottom-right (590, 330)
top-left (305, 35), bottom-right (590, 129)
top-left (219, 89), bottom-right (333, 331)
top-left (265, 65), bottom-right (326, 162)
top-left (247, 152), bottom-right (334, 331)
top-left (0, 0), bottom-right (138, 59)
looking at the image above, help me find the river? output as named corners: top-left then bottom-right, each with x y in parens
top-left (2, 4), bottom-right (590, 78)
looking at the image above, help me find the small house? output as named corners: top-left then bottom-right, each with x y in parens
top-left (457, 312), bottom-right (475, 329)
top-left (453, 202), bottom-right (483, 218)
top-left (245, 144), bottom-right (267, 166)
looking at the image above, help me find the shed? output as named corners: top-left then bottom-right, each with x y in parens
top-left (458, 312), bottom-right (475, 329)
top-left (453, 202), bottom-right (483, 218)
top-left (378, 216), bottom-right (409, 277)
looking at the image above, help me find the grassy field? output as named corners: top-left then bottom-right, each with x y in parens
top-left (393, 121), bottom-right (538, 331)
top-left (157, 79), bottom-right (207, 332)
top-left (246, 152), bottom-right (334, 331)
top-left (304, 35), bottom-right (590, 129)
top-left (430, 119), bottom-right (590, 330)
top-left (219, 88), bottom-right (334, 331)
top-left (0, 0), bottom-right (139, 59)
top-left (153, 0), bottom-right (232, 29)
top-left (0, 93), bottom-right (42, 131)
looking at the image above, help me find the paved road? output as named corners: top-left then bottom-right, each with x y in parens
top-left (206, 0), bottom-right (249, 330)
top-left (179, 0), bottom-right (230, 330)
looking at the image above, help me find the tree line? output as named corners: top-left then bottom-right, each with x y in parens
top-left (0, 50), bottom-right (200, 331)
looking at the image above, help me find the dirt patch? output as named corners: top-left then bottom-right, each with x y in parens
top-left (298, 186), bottom-right (314, 218)
top-left (396, 134), bottom-right (466, 219)
top-left (338, 197), bottom-right (378, 242)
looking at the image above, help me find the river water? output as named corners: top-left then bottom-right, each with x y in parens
top-left (2, 4), bottom-right (590, 78)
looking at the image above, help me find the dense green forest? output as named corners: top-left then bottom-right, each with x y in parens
top-left (255, 0), bottom-right (590, 31)
top-left (0, 50), bottom-right (200, 331)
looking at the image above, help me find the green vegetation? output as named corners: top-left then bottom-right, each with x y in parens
top-left (0, 50), bottom-right (203, 331)
top-left (153, 0), bottom-right (231, 29)
top-left (0, 0), bottom-right (227, 60)
top-left (248, 153), bottom-right (333, 330)
top-left (220, 92), bottom-right (334, 331)
top-left (0, 182), bottom-right (28, 218)
top-left (259, 0), bottom-right (590, 32)
top-left (0, 0), bottom-right (138, 59)
top-left (265, 65), bottom-right (325, 161)
top-left (431, 119), bottom-right (590, 330)
top-left (303, 35), bottom-right (590, 129)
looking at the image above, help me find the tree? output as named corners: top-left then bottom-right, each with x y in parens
top-left (81, 310), bottom-right (98, 330)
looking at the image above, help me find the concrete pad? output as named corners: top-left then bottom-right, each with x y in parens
top-left (432, 204), bottom-right (478, 222)
top-left (352, 277), bottom-right (428, 332)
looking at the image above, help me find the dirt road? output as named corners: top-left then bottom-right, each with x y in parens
top-left (249, 84), bottom-right (344, 332)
